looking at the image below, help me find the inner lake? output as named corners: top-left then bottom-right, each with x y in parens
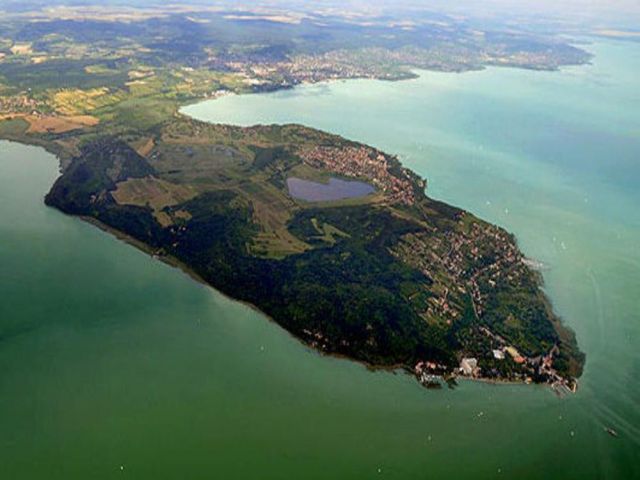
top-left (286, 176), bottom-right (375, 202)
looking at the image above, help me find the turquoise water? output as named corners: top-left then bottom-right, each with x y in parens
top-left (188, 38), bottom-right (640, 475)
top-left (1, 39), bottom-right (638, 479)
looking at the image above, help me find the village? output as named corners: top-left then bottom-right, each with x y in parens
top-left (0, 94), bottom-right (41, 116)
top-left (296, 144), bottom-right (419, 205)
top-left (389, 217), bottom-right (527, 323)
top-left (391, 211), bottom-right (578, 393)
top-left (414, 326), bottom-right (577, 394)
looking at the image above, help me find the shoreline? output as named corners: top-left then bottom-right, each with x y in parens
top-left (0, 103), bottom-right (578, 393)
top-left (3, 125), bottom-right (576, 392)
top-left (72, 215), bottom-right (553, 391)
top-left (178, 51), bottom-right (594, 122)
top-left (1, 58), bottom-right (586, 391)
top-left (75, 213), bottom-right (414, 377)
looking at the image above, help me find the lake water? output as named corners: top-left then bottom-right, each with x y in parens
top-left (286, 176), bottom-right (375, 201)
top-left (1, 39), bottom-right (639, 478)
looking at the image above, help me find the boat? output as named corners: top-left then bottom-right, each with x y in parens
top-left (604, 427), bottom-right (619, 438)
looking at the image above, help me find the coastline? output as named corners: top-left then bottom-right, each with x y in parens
top-left (1, 57), bottom-right (587, 391)
top-left (1, 32), bottom-right (637, 478)
top-left (76, 212), bottom-right (413, 376)
top-left (177, 53), bottom-right (594, 125)
top-left (176, 79), bottom-right (584, 386)
top-left (78, 214), bottom-right (553, 390)
top-left (1, 81), bottom-right (582, 392)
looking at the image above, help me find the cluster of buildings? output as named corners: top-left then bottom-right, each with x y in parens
top-left (393, 219), bottom-right (577, 390)
top-left (279, 51), bottom-right (412, 83)
top-left (301, 328), bottom-right (330, 351)
top-left (390, 218), bottom-right (529, 327)
top-left (414, 360), bottom-right (449, 388)
top-left (206, 45), bottom-right (533, 90)
top-left (207, 50), bottom-right (411, 88)
top-left (0, 94), bottom-right (41, 116)
top-left (202, 41), bottom-right (579, 93)
top-left (474, 326), bottom-right (575, 391)
top-left (414, 339), bottom-right (574, 392)
top-left (296, 145), bottom-right (417, 205)
top-left (389, 233), bottom-right (464, 322)
top-left (456, 350), bottom-right (524, 380)
top-left (440, 220), bottom-right (525, 318)
top-left (483, 50), bottom-right (576, 71)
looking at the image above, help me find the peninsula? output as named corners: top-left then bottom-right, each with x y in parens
top-left (0, 3), bottom-right (585, 391)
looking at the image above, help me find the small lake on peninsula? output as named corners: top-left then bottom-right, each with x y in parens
top-left (286, 176), bottom-right (374, 202)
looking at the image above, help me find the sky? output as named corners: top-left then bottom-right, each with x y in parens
top-left (1, 0), bottom-right (638, 29)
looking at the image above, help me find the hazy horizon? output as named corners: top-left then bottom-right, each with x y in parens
top-left (1, 0), bottom-right (639, 26)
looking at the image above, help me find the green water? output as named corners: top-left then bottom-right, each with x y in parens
top-left (1, 40), bottom-right (638, 479)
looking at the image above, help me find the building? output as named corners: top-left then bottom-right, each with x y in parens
top-left (506, 346), bottom-right (526, 364)
top-left (459, 357), bottom-right (479, 376)
top-left (492, 349), bottom-right (505, 360)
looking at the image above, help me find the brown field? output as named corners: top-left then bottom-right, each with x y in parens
top-left (51, 88), bottom-right (117, 115)
top-left (130, 137), bottom-right (155, 157)
top-left (54, 137), bottom-right (82, 157)
top-left (238, 181), bottom-right (310, 258)
top-left (249, 199), bottom-right (310, 258)
top-left (10, 43), bottom-right (32, 55)
top-left (112, 176), bottom-right (198, 227)
top-left (0, 116), bottom-right (30, 136)
top-left (25, 115), bottom-right (99, 134)
top-left (128, 70), bottom-right (155, 79)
